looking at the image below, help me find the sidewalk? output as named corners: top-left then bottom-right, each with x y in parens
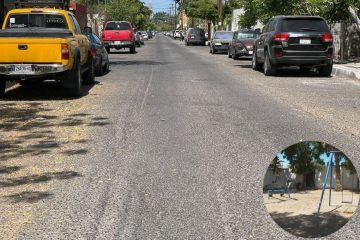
top-left (333, 62), bottom-right (360, 81)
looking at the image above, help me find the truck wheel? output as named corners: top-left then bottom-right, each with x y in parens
top-left (0, 80), bottom-right (6, 98)
top-left (83, 55), bottom-right (95, 85)
top-left (130, 45), bottom-right (136, 54)
top-left (106, 47), bottom-right (110, 53)
top-left (65, 57), bottom-right (82, 97)
top-left (318, 63), bottom-right (333, 77)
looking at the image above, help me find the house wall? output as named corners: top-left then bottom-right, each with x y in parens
top-left (315, 165), bottom-right (359, 190)
top-left (231, 9), bottom-right (263, 31)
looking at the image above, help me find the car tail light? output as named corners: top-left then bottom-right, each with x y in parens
top-left (91, 47), bottom-right (97, 56)
top-left (61, 44), bottom-right (69, 60)
top-left (321, 33), bottom-right (333, 43)
top-left (273, 33), bottom-right (290, 41)
top-left (129, 33), bottom-right (133, 39)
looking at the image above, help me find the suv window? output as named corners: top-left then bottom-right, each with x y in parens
top-left (281, 18), bottom-right (329, 32)
top-left (268, 20), bottom-right (276, 32)
top-left (190, 28), bottom-right (205, 36)
top-left (105, 22), bottom-right (131, 30)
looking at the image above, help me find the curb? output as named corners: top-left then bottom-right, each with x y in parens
top-left (332, 65), bottom-right (360, 81)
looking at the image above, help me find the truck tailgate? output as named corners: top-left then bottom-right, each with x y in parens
top-left (0, 38), bottom-right (66, 63)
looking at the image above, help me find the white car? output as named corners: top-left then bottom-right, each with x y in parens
top-left (139, 31), bottom-right (148, 40)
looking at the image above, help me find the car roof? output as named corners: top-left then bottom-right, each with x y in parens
top-left (274, 15), bottom-right (324, 20)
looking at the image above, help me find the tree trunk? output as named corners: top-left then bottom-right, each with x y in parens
top-left (335, 154), bottom-right (342, 191)
top-left (348, 6), bottom-right (360, 33)
top-left (303, 174), bottom-right (307, 189)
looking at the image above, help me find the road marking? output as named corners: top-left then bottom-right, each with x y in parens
top-left (141, 65), bottom-right (154, 110)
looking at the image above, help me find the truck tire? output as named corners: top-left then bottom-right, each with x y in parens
top-left (0, 79), bottom-right (6, 98)
top-left (83, 55), bottom-right (95, 85)
top-left (65, 56), bottom-right (82, 97)
top-left (130, 45), bottom-right (136, 54)
top-left (106, 47), bottom-right (110, 53)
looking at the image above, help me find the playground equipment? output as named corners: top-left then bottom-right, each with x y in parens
top-left (316, 151), bottom-right (358, 216)
top-left (268, 177), bottom-right (292, 199)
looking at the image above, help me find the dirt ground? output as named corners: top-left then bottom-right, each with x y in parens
top-left (263, 189), bottom-right (360, 238)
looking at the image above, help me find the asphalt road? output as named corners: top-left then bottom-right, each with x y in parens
top-left (1, 34), bottom-right (360, 239)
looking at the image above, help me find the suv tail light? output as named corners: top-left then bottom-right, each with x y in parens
top-left (273, 33), bottom-right (290, 41)
top-left (321, 33), bottom-right (333, 42)
top-left (61, 44), bottom-right (69, 60)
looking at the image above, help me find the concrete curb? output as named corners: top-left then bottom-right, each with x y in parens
top-left (332, 65), bottom-right (360, 81)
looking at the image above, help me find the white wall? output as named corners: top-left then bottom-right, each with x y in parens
top-left (315, 166), bottom-right (359, 190)
top-left (231, 9), bottom-right (263, 31)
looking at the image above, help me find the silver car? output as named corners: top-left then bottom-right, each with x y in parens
top-left (209, 31), bottom-right (234, 54)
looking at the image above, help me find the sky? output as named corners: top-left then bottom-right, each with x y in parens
top-left (143, 0), bottom-right (175, 13)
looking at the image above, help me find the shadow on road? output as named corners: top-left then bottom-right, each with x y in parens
top-left (2, 81), bottom-right (97, 101)
top-left (110, 60), bottom-right (167, 66)
top-left (6, 191), bottom-right (54, 203)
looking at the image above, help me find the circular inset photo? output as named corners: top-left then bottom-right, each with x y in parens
top-left (263, 141), bottom-right (359, 238)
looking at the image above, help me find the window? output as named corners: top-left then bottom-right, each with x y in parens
top-left (70, 15), bottom-right (82, 34)
top-left (281, 18), bottom-right (329, 32)
top-left (237, 32), bottom-right (259, 39)
top-left (214, 32), bottom-right (233, 39)
top-left (105, 22), bottom-right (131, 30)
top-left (6, 14), bottom-right (67, 29)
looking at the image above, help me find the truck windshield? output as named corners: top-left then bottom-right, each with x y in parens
top-left (237, 32), bottom-right (259, 39)
top-left (214, 32), bottom-right (233, 39)
top-left (6, 14), bottom-right (68, 29)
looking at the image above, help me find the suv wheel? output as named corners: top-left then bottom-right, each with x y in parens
top-left (232, 53), bottom-right (239, 60)
top-left (264, 51), bottom-right (276, 76)
top-left (0, 80), bottom-right (6, 98)
top-left (252, 51), bottom-right (262, 71)
top-left (130, 45), bottom-right (136, 54)
top-left (318, 63), bottom-right (333, 77)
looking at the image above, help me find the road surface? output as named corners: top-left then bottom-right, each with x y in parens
top-left (1, 34), bottom-right (359, 239)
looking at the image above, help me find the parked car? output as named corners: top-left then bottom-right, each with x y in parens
top-left (0, 7), bottom-right (94, 97)
top-left (85, 31), bottom-right (110, 76)
top-left (139, 31), bottom-right (148, 40)
top-left (185, 28), bottom-right (206, 46)
top-left (102, 21), bottom-right (136, 53)
top-left (209, 31), bottom-right (234, 54)
top-left (147, 30), bottom-right (153, 39)
top-left (228, 30), bottom-right (260, 60)
top-left (252, 16), bottom-right (333, 76)
top-left (174, 30), bottom-right (182, 39)
top-left (134, 31), bottom-right (143, 47)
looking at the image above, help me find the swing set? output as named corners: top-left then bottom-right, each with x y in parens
top-left (317, 151), bottom-right (357, 216)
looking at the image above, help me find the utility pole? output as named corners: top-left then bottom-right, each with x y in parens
top-left (174, 1), bottom-right (177, 30)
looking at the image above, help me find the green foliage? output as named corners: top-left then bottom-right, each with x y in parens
top-left (269, 156), bottom-right (283, 175)
top-left (106, 0), bottom-right (153, 30)
top-left (186, 0), bottom-right (218, 22)
top-left (342, 158), bottom-right (357, 175)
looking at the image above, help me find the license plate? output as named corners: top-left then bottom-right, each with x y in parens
top-left (300, 38), bottom-right (311, 44)
top-left (114, 41), bottom-right (122, 45)
top-left (12, 64), bottom-right (33, 75)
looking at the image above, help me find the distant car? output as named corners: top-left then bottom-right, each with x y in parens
top-left (135, 31), bottom-right (143, 47)
top-left (102, 21), bottom-right (136, 53)
top-left (185, 28), bottom-right (206, 46)
top-left (174, 30), bottom-right (181, 39)
top-left (228, 30), bottom-right (259, 60)
top-left (86, 32), bottom-right (110, 76)
top-left (252, 16), bottom-right (334, 76)
top-left (209, 31), bottom-right (233, 54)
top-left (147, 30), bottom-right (153, 39)
top-left (139, 31), bottom-right (148, 40)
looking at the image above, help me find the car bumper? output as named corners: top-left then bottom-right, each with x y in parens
top-left (0, 64), bottom-right (67, 76)
top-left (104, 41), bottom-right (133, 48)
top-left (213, 45), bottom-right (229, 51)
top-left (271, 47), bottom-right (333, 66)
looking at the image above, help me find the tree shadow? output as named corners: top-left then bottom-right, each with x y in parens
top-left (269, 211), bottom-right (350, 238)
top-left (0, 171), bottom-right (82, 188)
top-left (0, 166), bottom-right (22, 174)
top-left (6, 191), bottom-right (53, 203)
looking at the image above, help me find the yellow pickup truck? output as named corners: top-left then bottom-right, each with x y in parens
top-left (0, 8), bottom-right (94, 97)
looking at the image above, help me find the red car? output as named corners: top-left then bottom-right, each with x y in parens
top-left (102, 21), bottom-right (136, 53)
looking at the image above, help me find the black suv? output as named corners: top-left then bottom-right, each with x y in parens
top-left (252, 16), bottom-right (333, 76)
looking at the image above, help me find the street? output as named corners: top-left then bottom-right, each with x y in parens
top-left (1, 34), bottom-right (360, 239)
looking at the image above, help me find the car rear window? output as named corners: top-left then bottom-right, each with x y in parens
top-left (237, 32), bottom-right (259, 39)
top-left (281, 18), bottom-right (329, 32)
top-left (214, 32), bottom-right (233, 39)
top-left (105, 22), bottom-right (131, 30)
top-left (6, 13), bottom-right (67, 28)
top-left (190, 28), bottom-right (205, 35)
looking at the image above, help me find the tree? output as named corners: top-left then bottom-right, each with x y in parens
top-left (186, 0), bottom-right (218, 22)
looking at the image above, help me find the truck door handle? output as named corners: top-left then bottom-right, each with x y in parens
top-left (18, 45), bottom-right (28, 50)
